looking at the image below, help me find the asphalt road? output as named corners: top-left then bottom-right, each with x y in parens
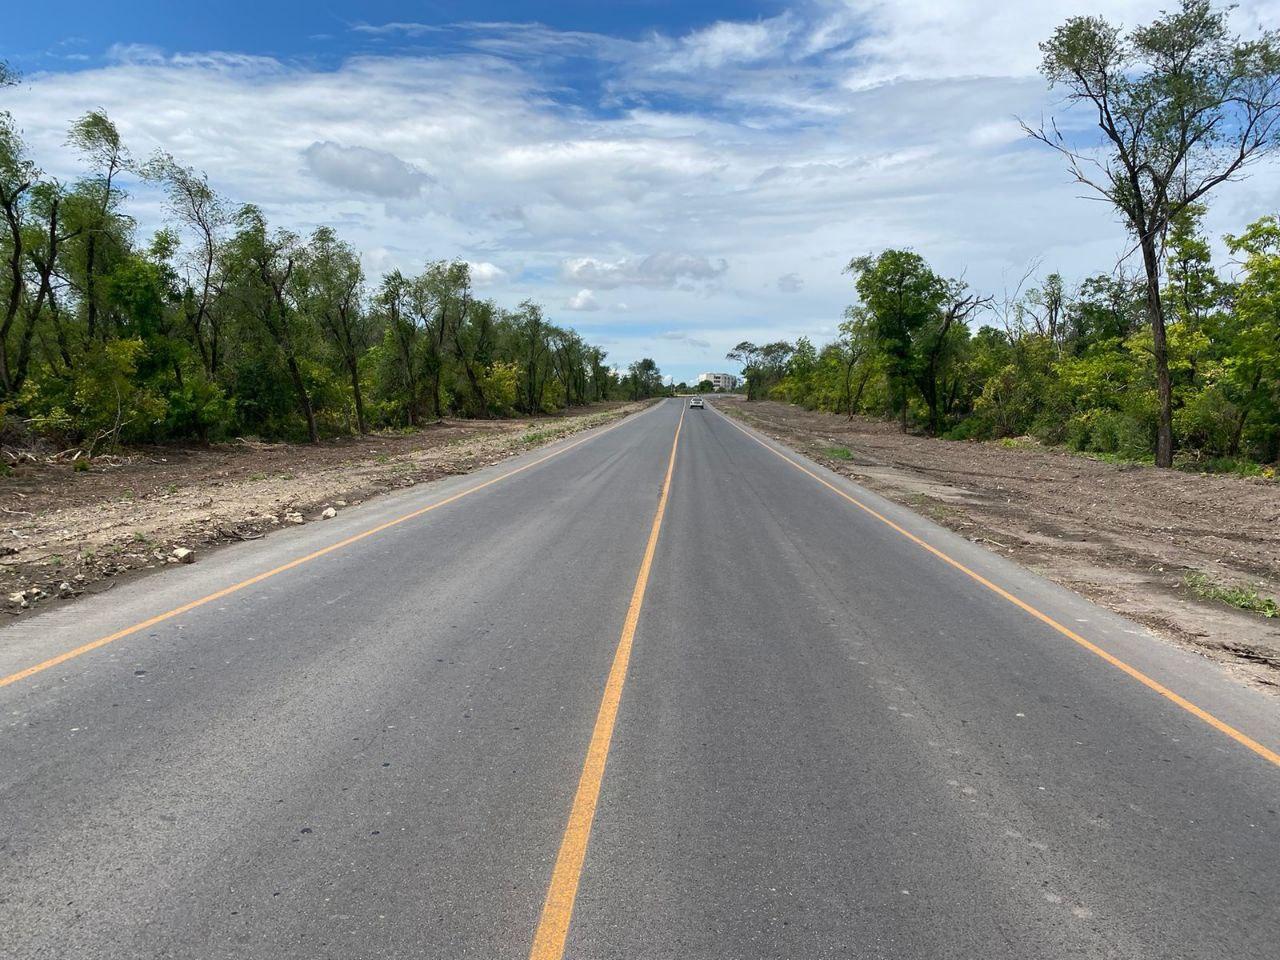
top-left (2, 398), bottom-right (1278, 959)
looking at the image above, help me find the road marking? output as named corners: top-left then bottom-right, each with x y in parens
top-left (717, 409), bottom-right (1280, 770)
top-left (0, 407), bottom-right (653, 690)
top-left (528, 404), bottom-right (685, 960)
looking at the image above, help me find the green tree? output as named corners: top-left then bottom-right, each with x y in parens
top-left (222, 206), bottom-right (319, 442)
top-left (1223, 216), bottom-right (1280, 461)
top-left (1031, 0), bottom-right (1280, 466)
top-left (846, 250), bottom-right (948, 432)
top-left (142, 153), bottom-right (230, 375)
top-left (0, 110), bottom-right (36, 394)
top-left (67, 111), bottom-right (131, 343)
top-left (627, 358), bottom-right (664, 400)
top-left (296, 226), bottom-right (373, 433)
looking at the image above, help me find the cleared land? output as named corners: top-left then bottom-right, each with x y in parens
top-left (719, 397), bottom-right (1280, 688)
top-left (0, 402), bottom-right (645, 615)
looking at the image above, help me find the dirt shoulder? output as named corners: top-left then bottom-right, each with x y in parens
top-left (0, 402), bottom-right (648, 618)
top-left (719, 397), bottom-right (1280, 691)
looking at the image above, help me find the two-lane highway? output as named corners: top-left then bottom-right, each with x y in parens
top-left (2, 398), bottom-right (1278, 959)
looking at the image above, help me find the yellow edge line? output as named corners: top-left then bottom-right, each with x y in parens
top-left (717, 408), bottom-right (1280, 770)
top-left (0, 407), bottom-right (650, 690)
top-left (528, 404), bottom-right (685, 960)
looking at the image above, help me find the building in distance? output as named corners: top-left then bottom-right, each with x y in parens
top-left (697, 372), bottom-right (739, 391)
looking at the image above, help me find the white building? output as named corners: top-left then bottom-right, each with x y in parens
top-left (697, 372), bottom-right (739, 391)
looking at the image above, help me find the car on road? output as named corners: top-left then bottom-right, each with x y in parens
top-left (689, 397), bottom-right (705, 409)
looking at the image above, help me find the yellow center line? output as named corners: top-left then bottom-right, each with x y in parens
top-left (0, 407), bottom-right (651, 690)
top-left (528, 403), bottom-right (685, 960)
top-left (716, 407), bottom-right (1280, 770)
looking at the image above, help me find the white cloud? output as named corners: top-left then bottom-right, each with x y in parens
top-left (967, 119), bottom-right (1024, 149)
top-left (561, 253), bottom-right (729, 289)
top-left (468, 261), bottom-right (508, 286)
top-left (566, 288), bottom-right (600, 311)
top-left (352, 22), bottom-right (445, 37)
top-left (659, 19), bottom-right (793, 71)
top-left (829, 0), bottom-right (1280, 87)
top-left (777, 272), bottom-right (804, 292)
top-left (302, 141), bottom-right (434, 198)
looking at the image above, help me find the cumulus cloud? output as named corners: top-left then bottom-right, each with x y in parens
top-left (777, 272), bottom-right (804, 292)
top-left (302, 141), bottom-right (434, 199)
top-left (566, 289), bottom-right (600, 311)
top-left (561, 253), bottom-right (729, 289)
top-left (467, 261), bottom-right (507, 286)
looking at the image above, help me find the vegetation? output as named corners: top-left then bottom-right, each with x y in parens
top-left (732, 210), bottom-right (1280, 472)
top-left (731, 1), bottom-right (1280, 474)
top-left (1027, 0), bottom-right (1280, 467)
top-left (0, 102), bottom-right (667, 449)
top-left (1185, 573), bottom-right (1279, 618)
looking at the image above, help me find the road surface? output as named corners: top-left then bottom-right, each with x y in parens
top-left (2, 398), bottom-right (1278, 959)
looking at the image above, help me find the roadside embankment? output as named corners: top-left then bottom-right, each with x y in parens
top-left (0, 402), bottom-right (648, 618)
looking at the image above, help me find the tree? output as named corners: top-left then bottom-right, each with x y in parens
top-left (143, 153), bottom-right (229, 374)
top-left (414, 261), bottom-right (457, 420)
top-left (223, 206), bottom-right (318, 443)
top-left (297, 226), bottom-right (372, 432)
top-left (376, 269), bottom-right (421, 425)
top-left (626, 358), bottom-right (664, 400)
top-left (835, 306), bottom-right (876, 418)
top-left (914, 284), bottom-right (989, 435)
top-left (0, 111), bottom-right (35, 394)
top-left (846, 250), bottom-right (948, 431)
top-left (511, 299), bottom-right (551, 412)
top-left (23, 180), bottom-right (80, 379)
top-left (585, 345), bottom-right (610, 402)
top-left (1223, 216), bottom-right (1280, 461)
top-left (1022, 273), bottom-right (1066, 347)
top-left (727, 340), bottom-right (793, 400)
top-left (67, 111), bottom-right (131, 343)
top-left (1029, 0), bottom-right (1280, 466)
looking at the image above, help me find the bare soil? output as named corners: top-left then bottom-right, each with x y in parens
top-left (0, 402), bottom-right (646, 617)
top-left (720, 397), bottom-right (1280, 690)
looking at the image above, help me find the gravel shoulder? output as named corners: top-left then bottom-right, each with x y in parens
top-left (0, 402), bottom-right (648, 619)
top-left (719, 397), bottom-right (1280, 691)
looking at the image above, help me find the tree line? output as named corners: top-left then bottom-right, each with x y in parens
top-left (734, 0), bottom-right (1280, 472)
top-left (732, 210), bottom-right (1279, 469)
top-left (0, 99), bottom-right (668, 449)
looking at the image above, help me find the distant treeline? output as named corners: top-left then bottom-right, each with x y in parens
top-left (0, 105), bottom-right (668, 448)
top-left (729, 209), bottom-right (1280, 473)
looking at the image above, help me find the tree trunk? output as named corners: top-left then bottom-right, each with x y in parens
top-left (285, 354), bottom-right (318, 443)
top-left (1228, 369), bottom-right (1262, 458)
top-left (464, 363), bottom-right (488, 417)
top-left (348, 356), bottom-right (368, 434)
top-left (850, 367), bottom-right (872, 419)
top-left (0, 189), bottom-right (27, 394)
top-left (1229, 410), bottom-right (1248, 458)
top-left (85, 232), bottom-right (99, 341)
top-left (430, 364), bottom-right (442, 420)
top-left (1139, 235), bottom-right (1175, 468)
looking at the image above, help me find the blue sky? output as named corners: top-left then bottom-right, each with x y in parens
top-left (6, 1), bottom-right (1280, 383)
top-left (10, 3), bottom-right (783, 62)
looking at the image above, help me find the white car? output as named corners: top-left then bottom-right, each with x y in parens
top-left (689, 397), bottom-right (705, 409)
